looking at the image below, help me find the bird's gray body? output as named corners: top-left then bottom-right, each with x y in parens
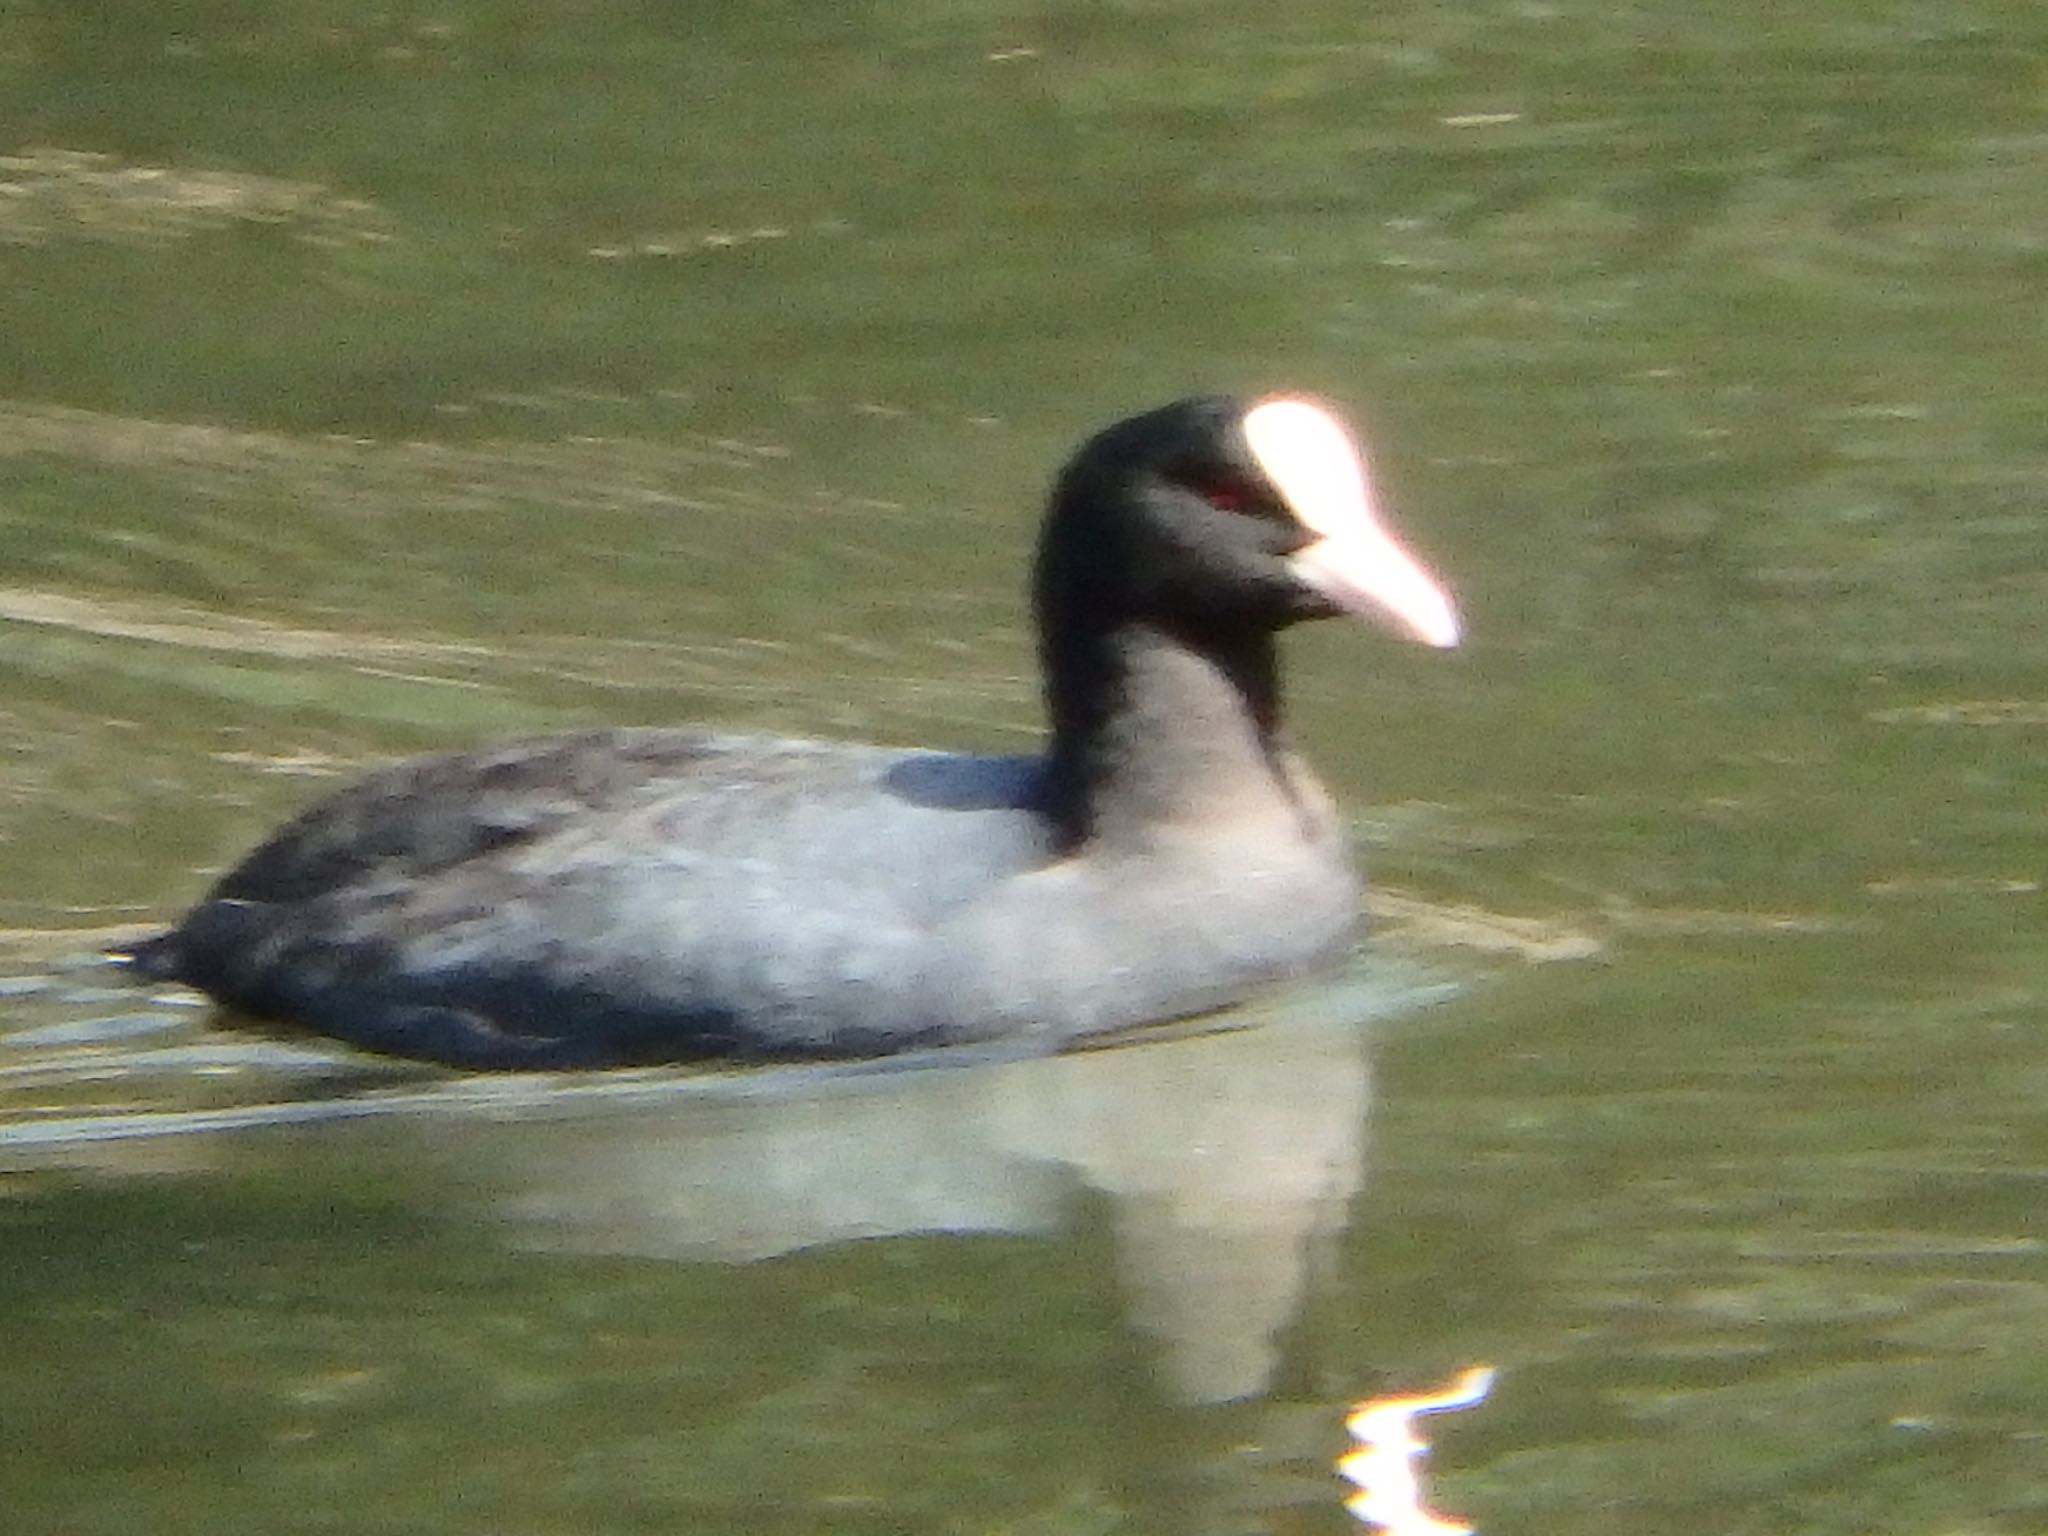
top-left (141, 727), bottom-right (1359, 1066)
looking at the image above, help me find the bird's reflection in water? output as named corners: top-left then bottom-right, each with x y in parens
top-left (427, 992), bottom-right (1386, 1404)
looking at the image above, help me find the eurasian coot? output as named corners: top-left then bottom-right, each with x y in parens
top-left (123, 395), bottom-right (1460, 1068)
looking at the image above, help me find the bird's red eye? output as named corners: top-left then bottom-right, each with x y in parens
top-left (1203, 481), bottom-right (1246, 512)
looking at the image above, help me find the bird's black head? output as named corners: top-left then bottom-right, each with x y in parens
top-left (1033, 393), bottom-right (1461, 648)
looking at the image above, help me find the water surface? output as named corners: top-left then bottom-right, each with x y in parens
top-left (2, 3), bottom-right (2045, 1532)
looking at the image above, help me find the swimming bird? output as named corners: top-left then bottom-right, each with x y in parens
top-left (122, 395), bottom-right (1460, 1069)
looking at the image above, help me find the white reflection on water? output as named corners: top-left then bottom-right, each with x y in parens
top-left (1341, 1364), bottom-right (1497, 1535)
top-left (435, 993), bottom-right (1392, 1404)
top-left (2, 969), bottom-right (1451, 1404)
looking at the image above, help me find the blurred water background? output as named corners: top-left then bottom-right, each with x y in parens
top-left (2, 3), bottom-right (2045, 1532)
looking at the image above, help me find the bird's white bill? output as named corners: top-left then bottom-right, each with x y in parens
top-left (1288, 527), bottom-right (1462, 648)
top-left (1244, 396), bottom-right (1463, 648)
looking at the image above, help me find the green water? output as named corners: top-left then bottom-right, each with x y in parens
top-left (3, 2), bottom-right (2045, 1531)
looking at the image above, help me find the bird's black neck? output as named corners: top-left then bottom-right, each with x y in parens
top-left (1040, 614), bottom-right (1292, 849)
